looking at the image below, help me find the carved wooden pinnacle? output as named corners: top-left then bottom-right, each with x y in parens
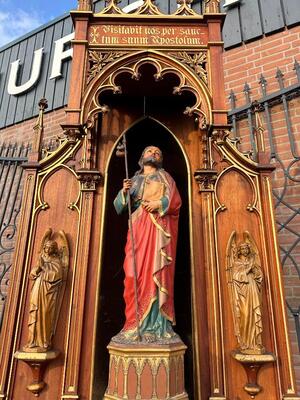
top-left (77, 0), bottom-right (93, 11)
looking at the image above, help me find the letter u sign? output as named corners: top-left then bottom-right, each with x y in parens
top-left (7, 48), bottom-right (44, 96)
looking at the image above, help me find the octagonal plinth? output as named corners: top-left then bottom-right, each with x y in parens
top-left (104, 340), bottom-right (188, 400)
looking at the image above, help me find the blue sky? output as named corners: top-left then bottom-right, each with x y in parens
top-left (0, 0), bottom-right (77, 47)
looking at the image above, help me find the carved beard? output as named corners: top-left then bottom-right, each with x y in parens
top-left (142, 156), bottom-right (162, 169)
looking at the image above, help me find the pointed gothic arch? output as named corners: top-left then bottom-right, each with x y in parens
top-left (92, 115), bottom-right (195, 398)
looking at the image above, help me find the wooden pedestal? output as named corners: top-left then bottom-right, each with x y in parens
top-left (104, 340), bottom-right (188, 400)
top-left (14, 350), bottom-right (59, 396)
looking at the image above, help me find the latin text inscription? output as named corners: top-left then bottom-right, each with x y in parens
top-left (89, 24), bottom-right (207, 47)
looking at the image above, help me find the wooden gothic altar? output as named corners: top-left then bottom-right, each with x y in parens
top-left (0, 0), bottom-right (299, 399)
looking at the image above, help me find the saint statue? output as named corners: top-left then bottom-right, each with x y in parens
top-left (113, 146), bottom-right (182, 343)
top-left (226, 231), bottom-right (264, 354)
top-left (24, 229), bottom-right (69, 352)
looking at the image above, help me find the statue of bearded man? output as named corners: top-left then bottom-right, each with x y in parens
top-left (113, 146), bottom-right (182, 343)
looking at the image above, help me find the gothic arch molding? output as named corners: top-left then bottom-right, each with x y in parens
top-left (81, 49), bottom-right (213, 130)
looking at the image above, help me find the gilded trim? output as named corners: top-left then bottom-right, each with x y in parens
top-left (89, 116), bottom-right (203, 400)
top-left (149, 212), bottom-right (171, 238)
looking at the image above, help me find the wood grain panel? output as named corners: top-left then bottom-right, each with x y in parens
top-left (10, 166), bottom-right (80, 400)
top-left (215, 167), bottom-right (279, 399)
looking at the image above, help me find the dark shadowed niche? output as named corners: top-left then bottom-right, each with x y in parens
top-left (93, 70), bottom-right (194, 399)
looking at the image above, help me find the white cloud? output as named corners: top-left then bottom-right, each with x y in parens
top-left (0, 9), bottom-right (45, 48)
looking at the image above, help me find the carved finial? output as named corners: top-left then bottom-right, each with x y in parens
top-left (204, 0), bottom-right (220, 13)
top-left (32, 98), bottom-right (48, 156)
top-left (174, 0), bottom-right (198, 16)
top-left (77, 0), bottom-right (92, 11)
top-left (135, 0), bottom-right (162, 15)
top-left (98, 0), bottom-right (123, 14)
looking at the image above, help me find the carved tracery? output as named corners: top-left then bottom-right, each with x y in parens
top-left (83, 53), bottom-right (211, 129)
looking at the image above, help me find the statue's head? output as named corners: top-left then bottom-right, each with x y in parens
top-left (43, 240), bottom-right (59, 256)
top-left (238, 242), bottom-right (251, 257)
top-left (138, 146), bottom-right (163, 170)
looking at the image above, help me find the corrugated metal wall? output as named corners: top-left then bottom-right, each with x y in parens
top-left (0, 0), bottom-right (299, 131)
top-left (221, 0), bottom-right (300, 48)
top-left (0, 14), bottom-right (74, 129)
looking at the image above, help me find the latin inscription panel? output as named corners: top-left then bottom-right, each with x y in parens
top-left (89, 23), bottom-right (208, 47)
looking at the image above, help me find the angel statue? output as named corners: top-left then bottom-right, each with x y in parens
top-left (24, 229), bottom-right (69, 353)
top-left (226, 231), bottom-right (264, 354)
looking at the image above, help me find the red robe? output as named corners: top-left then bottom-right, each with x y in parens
top-left (119, 171), bottom-right (181, 331)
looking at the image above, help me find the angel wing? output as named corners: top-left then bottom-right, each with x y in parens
top-left (53, 230), bottom-right (69, 334)
top-left (39, 228), bottom-right (52, 254)
top-left (243, 231), bottom-right (261, 269)
top-left (58, 230), bottom-right (70, 275)
top-left (226, 231), bottom-right (237, 277)
top-left (226, 231), bottom-right (241, 342)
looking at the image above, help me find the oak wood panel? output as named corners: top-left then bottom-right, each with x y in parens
top-left (10, 166), bottom-right (80, 400)
top-left (215, 167), bottom-right (279, 399)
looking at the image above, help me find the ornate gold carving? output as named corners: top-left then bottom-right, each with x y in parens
top-left (24, 229), bottom-right (69, 353)
top-left (211, 129), bottom-right (230, 143)
top-left (204, 0), bottom-right (220, 13)
top-left (77, 169), bottom-right (103, 191)
top-left (135, 0), bottom-right (162, 15)
top-left (77, 0), bottom-right (92, 11)
top-left (194, 169), bottom-right (218, 192)
top-left (88, 51), bottom-right (125, 84)
top-left (85, 55), bottom-right (209, 130)
top-left (61, 123), bottom-right (85, 143)
top-left (168, 51), bottom-right (207, 84)
top-left (226, 231), bottom-right (264, 355)
top-left (173, 0), bottom-right (198, 16)
top-left (97, 0), bottom-right (123, 15)
top-left (32, 98), bottom-right (48, 159)
top-left (104, 341), bottom-right (188, 400)
top-left (14, 350), bottom-right (59, 396)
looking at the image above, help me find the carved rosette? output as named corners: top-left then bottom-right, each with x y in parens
top-left (194, 169), bottom-right (218, 192)
top-left (77, 169), bottom-right (103, 191)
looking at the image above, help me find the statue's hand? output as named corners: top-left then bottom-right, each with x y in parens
top-left (30, 266), bottom-right (41, 279)
top-left (142, 200), bottom-right (160, 213)
top-left (123, 179), bottom-right (132, 193)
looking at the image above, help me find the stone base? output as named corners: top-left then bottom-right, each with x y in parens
top-left (104, 340), bottom-right (188, 400)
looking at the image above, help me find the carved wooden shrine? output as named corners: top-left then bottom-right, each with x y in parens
top-left (0, 0), bottom-right (299, 399)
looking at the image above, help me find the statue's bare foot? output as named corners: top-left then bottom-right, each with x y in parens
top-left (143, 333), bottom-right (156, 343)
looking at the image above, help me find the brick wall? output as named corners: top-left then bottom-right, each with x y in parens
top-left (0, 107), bottom-right (67, 144)
top-left (223, 26), bottom-right (300, 392)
